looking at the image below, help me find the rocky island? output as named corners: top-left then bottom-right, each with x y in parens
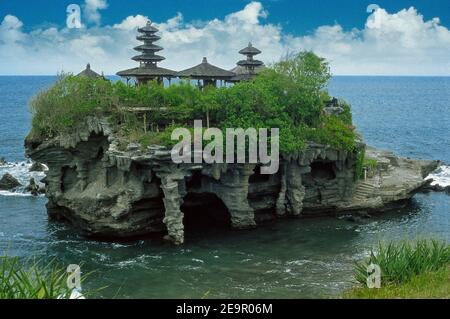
top-left (25, 115), bottom-right (438, 245)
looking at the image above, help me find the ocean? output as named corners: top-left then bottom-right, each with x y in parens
top-left (0, 76), bottom-right (449, 298)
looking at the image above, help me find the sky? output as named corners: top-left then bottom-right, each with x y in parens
top-left (1, 0), bottom-right (450, 75)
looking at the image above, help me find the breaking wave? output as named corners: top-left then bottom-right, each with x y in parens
top-left (426, 165), bottom-right (450, 187)
top-left (0, 161), bottom-right (46, 197)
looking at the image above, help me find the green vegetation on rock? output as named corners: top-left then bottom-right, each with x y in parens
top-left (354, 148), bottom-right (379, 181)
top-left (28, 51), bottom-right (357, 155)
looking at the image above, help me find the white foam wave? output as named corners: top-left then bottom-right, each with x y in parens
top-left (0, 190), bottom-right (40, 197)
top-left (426, 165), bottom-right (450, 187)
top-left (0, 161), bottom-right (46, 197)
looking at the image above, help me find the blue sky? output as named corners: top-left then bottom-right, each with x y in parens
top-left (2, 0), bottom-right (450, 34)
top-left (1, 0), bottom-right (450, 75)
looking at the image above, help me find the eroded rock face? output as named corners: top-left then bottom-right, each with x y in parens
top-left (25, 117), bottom-right (438, 244)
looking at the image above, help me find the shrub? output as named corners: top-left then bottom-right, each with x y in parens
top-left (29, 74), bottom-right (114, 140)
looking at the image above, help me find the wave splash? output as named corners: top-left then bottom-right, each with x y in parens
top-left (426, 165), bottom-right (450, 187)
top-left (0, 161), bottom-right (47, 197)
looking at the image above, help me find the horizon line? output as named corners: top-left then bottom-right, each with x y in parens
top-left (1, 74), bottom-right (450, 77)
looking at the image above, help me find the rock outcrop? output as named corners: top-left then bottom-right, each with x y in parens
top-left (29, 162), bottom-right (47, 172)
top-left (25, 177), bottom-right (44, 196)
top-left (0, 173), bottom-right (22, 190)
top-left (25, 117), bottom-right (439, 244)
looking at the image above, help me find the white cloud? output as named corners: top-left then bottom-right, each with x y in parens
top-left (287, 7), bottom-right (450, 75)
top-left (84, 0), bottom-right (108, 25)
top-left (0, 15), bottom-right (26, 43)
top-left (113, 15), bottom-right (149, 30)
top-left (0, 2), bottom-right (449, 75)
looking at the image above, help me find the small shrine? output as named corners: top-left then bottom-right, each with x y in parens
top-left (177, 57), bottom-right (235, 88)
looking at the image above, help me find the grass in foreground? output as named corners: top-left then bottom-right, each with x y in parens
top-left (344, 266), bottom-right (450, 299)
top-left (355, 239), bottom-right (450, 285)
top-left (0, 256), bottom-right (88, 299)
top-left (346, 239), bottom-right (450, 299)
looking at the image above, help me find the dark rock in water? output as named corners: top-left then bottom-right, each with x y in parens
top-left (0, 173), bottom-right (22, 190)
top-left (29, 162), bottom-right (46, 172)
top-left (424, 183), bottom-right (450, 193)
top-left (343, 215), bottom-right (362, 223)
top-left (338, 214), bottom-right (364, 223)
top-left (0, 157), bottom-right (7, 165)
top-left (39, 185), bottom-right (46, 195)
top-left (357, 211), bottom-right (372, 219)
top-left (25, 178), bottom-right (40, 196)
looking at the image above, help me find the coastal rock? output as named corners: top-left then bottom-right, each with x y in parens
top-left (324, 97), bottom-right (344, 116)
top-left (324, 106), bottom-right (344, 117)
top-left (426, 184), bottom-right (450, 194)
top-left (25, 178), bottom-right (40, 196)
top-left (0, 173), bottom-right (22, 190)
top-left (0, 157), bottom-right (7, 165)
top-left (29, 162), bottom-right (47, 172)
top-left (24, 116), bottom-right (440, 244)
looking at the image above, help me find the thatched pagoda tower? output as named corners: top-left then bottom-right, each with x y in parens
top-left (117, 20), bottom-right (176, 84)
top-left (177, 57), bottom-right (235, 88)
top-left (228, 42), bottom-right (265, 83)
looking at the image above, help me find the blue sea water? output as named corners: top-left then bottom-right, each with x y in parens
top-left (0, 76), bottom-right (449, 298)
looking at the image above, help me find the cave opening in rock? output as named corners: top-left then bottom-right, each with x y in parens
top-left (249, 165), bottom-right (271, 183)
top-left (310, 161), bottom-right (336, 180)
top-left (186, 171), bottom-right (202, 190)
top-left (61, 165), bottom-right (77, 193)
top-left (181, 193), bottom-right (231, 238)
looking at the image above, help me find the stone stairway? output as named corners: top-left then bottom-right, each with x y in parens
top-left (353, 181), bottom-right (377, 201)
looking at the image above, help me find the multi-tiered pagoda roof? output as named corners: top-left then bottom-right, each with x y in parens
top-left (229, 42), bottom-right (265, 82)
top-left (117, 21), bottom-right (176, 84)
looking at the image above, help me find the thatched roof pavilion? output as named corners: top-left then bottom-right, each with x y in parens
top-left (77, 63), bottom-right (102, 78)
top-left (228, 43), bottom-right (265, 83)
top-left (117, 21), bottom-right (176, 84)
top-left (177, 57), bottom-right (235, 87)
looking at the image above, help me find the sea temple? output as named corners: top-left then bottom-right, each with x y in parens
top-left (116, 20), bottom-right (263, 86)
